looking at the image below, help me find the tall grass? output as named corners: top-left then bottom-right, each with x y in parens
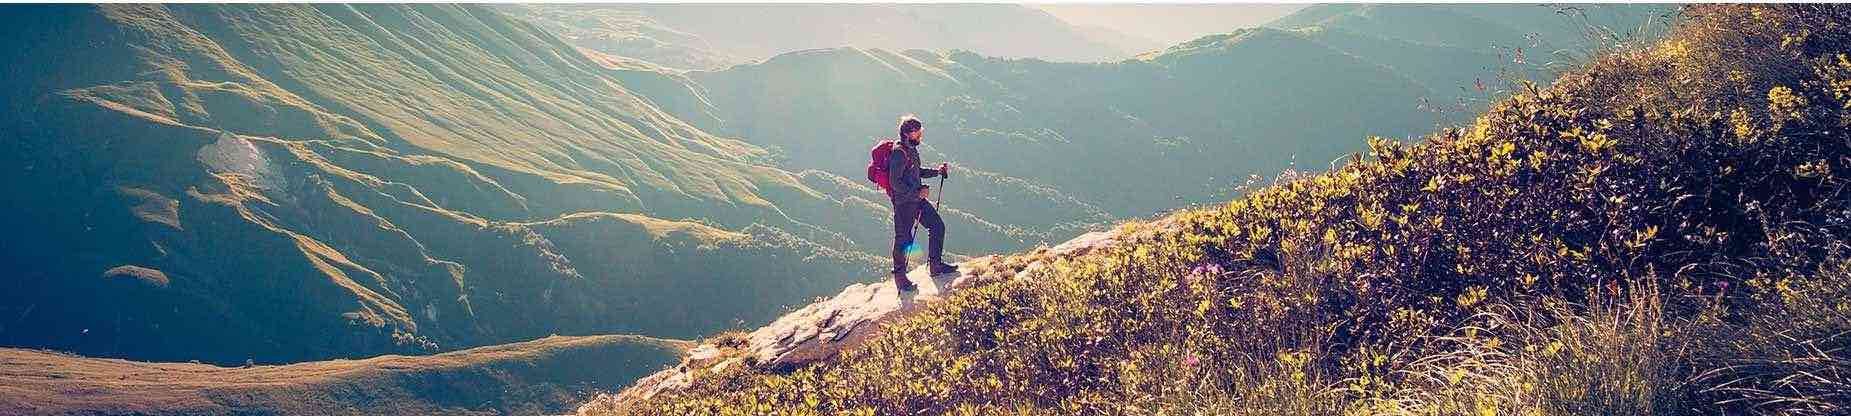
top-left (1692, 250), bottom-right (1851, 415)
top-left (1359, 281), bottom-right (1689, 416)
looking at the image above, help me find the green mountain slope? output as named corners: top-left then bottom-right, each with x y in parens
top-left (0, 4), bottom-right (892, 365)
top-left (494, 5), bottom-right (737, 73)
top-left (618, 4), bottom-right (1851, 415)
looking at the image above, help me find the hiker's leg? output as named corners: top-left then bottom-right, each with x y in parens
top-left (921, 200), bottom-right (946, 264)
top-left (891, 200), bottom-right (919, 274)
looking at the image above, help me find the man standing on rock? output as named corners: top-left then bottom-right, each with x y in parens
top-left (887, 115), bottom-right (956, 291)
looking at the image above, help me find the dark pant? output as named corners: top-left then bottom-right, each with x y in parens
top-left (891, 197), bottom-right (945, 274)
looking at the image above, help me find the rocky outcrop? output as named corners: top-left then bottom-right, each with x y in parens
top-left (580, 225), bottom-right (1142, 413)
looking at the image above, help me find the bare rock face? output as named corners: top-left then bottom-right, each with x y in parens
top-left (745, 261), bottom-right (984, 369)
top-left (584, 227), bottom-right (1133, 412)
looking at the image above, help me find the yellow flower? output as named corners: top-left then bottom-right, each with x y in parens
top-left (1457, 286), bottom-right (1489, 309)
top-left (1769, 85), bottom-right (1808, 121)
top-left (1731, 107), bottom-right (1757, 142)
top-left (1796, 159), bottom-right (1833, 179)
top-left (1578, 130), bottom-right (1616, 153)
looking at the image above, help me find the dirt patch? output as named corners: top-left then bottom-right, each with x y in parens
top-left (101, 265), bottom-right (170, 288)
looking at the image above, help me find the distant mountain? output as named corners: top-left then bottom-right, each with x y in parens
top-left (1267, 4), bottom-right (1539, 48)
top-left (671, 31), bottom-right (1431, 220)
top-left (499, 4), bottom-right (1158, 71)
top-left (610, 4), bottom-right (1673, 231)
top-left (1072, 23), bottom-right (1166, 58)
top-left (1270, 4), bottom-right (1674, 49)
top-left (1268, 4), bottom-right (1676, 114)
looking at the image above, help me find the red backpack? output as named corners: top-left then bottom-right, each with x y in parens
top-left (867, 139), bottom-right (898, 192)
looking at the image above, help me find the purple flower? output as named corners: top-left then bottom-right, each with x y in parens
top-left (1188, 263), bottom-right (1225, 282)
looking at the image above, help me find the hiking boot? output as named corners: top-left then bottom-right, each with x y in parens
top-left (893, 273), bottom-right (918, 292)
top-left (929, 262), bottom-right (960, 276)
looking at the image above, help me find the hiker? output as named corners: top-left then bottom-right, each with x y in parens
top-left (871, 115), bottom-right (956, 291)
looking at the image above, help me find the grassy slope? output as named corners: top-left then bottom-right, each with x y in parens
top-left (0, 4), bottom-right (882, 365)
top-left (494, 5), bottom-right (738, 72)
top-left (0, 335), bottom-right (684, 416)
top-left (621, 5), bottom-right (1851, 414)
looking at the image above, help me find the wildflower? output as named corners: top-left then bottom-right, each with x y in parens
top-left (1769, 85), bottom-right (1808, 121)
top-left (1187, 262), bottom-right (1224, 282)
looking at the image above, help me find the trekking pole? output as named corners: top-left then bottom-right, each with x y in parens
top-left (935, 163), bottom-right (946, 207)
top-left (907, 164), bottom-right (948, 264)
top-left (909, 186), bottom-right (922, 262)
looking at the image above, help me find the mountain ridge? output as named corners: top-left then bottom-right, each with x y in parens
top-left (496, 4), bottom-right (1158, 72)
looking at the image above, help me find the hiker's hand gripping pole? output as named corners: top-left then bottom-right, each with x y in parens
top-left (911, 163), bottom-right (949, 251)
top-left (934, 163), bottom-right (946, 207)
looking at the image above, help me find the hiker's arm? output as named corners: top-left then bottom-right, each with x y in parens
top-left (923, 162), bottom-right (948, 179)
top-left (887, 149), bottom-right (919, 196)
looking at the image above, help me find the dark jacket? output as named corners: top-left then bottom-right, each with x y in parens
top-left (885, 140), bottom-right (940, 202)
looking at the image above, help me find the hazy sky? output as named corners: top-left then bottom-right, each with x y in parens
top-left (1034, 4), bottom-right (1306, 46)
